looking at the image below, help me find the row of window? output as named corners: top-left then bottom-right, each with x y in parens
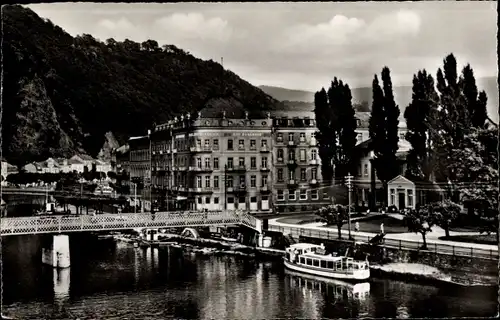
top-left (197, 195), bottom-right (270, 205)
top-left (277, 189), bottom-right (325, 201)
top-left (150, 130), bottom-right (405, 152)
top-left (193, 175), bottom-right (270, 188)
top-left (156, 151), bottom-right (318, 168)
top-left (355, 131), bottom-right (406, 144)
top-left (298, 257), bottom-right (343, 270)
top-left (277, 168), bottom-right (318, 182)
top-left (389, 188), bottom-right (414, 207)
top-left (161, 156), bottom-right (271, 169)
top-left (158, 167), bottom-right (319, 185)
top-left (276, 132), bottom-right (315, 143)
top-left (277, 149), bottom-right (317, 161)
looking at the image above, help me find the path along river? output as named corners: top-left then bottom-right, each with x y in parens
top-left (1, 234), bottom-right (498, 319)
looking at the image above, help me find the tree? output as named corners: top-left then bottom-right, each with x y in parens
top-left (316, 204), bottom-right (349, 239)
top-left (314, 78), bottom-right (357, 183)
top-left (404, 70), bottom-right (439, 181)
top-left (314, 88), bottom-right (335, 183)
top-left (434, 54), bottom-right (490, 199)
top-left (460, 64), bottom-right (488, 128)
top-left (449, 127), bottom-right (498, 240)
top-left (336, 82), bottom-right (358, 178)
top-left (404, 207), bottom-right (435, 249)
top-left (427, 200), bottom-right (461, 237)
top-left (369, 67), bottom-right (401, 204)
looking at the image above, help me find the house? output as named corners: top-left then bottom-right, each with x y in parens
top-left (95, 159), bottom-right (112, 173)
top-left (55, 158), bottom-right (72, 173)
top-left (69, 157), bottom-right (86, 173)
top-left (22, 163), bottom-right (40, 173)
top-left (387, 175), bottom-right (445, 210)
top-left (70, 154), bottom-right (94, 168)
top-left (352, 122), bottom-right (412, 210)
top-left (38, 158), bottom-right (61, 173)
top-left (1, 161), bottom-right (18, 181)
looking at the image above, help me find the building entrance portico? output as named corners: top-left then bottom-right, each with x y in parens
top-left (387, 175), bottom-right (415, 211)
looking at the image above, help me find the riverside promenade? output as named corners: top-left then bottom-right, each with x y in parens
top-left (267, 214), bottom-right (498, 260)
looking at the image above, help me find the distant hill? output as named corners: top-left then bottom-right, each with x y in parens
top-left (260, 76), bottom-right (498, 123)
top-left (3, 5), bottom-right (277, 166)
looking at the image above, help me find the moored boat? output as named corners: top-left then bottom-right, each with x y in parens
top-left (284, 243), bottom-right (370, 281)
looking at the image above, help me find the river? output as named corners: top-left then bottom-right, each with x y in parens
top-left (1, 234), bottom-right (497, 319)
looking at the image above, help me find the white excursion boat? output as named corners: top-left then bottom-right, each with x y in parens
top-left (284, 243), bottom-right (370, 281)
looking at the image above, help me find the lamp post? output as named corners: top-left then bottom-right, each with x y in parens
top-left (224, 164), bottom-right (228, 210)
top-left (346, 173), bottom-right (354, 240)
top-left (130, 181), bottom-right (137, 214)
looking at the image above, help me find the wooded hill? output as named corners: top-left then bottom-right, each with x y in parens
top-left (2, 5), bottom-right (277, 166)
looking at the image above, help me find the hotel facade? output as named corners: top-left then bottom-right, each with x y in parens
top-left (129, 108), bottom-right (410, 213)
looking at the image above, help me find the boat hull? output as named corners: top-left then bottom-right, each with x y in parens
top-left (284, 259), bottom-right (370, 281)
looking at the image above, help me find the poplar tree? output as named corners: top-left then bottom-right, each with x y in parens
top-left (369, 67), bottom-right (401, 204)
top-left (404, 70), bottom-right (439, 181)
top-left (314, 88), bottom-right (335, 183)
top-left (337, 83), bottom-right (358, 178)
top-left (314, 78), bottom-right (357, 183)
top-left (460, 64), bottom-right (488, 128)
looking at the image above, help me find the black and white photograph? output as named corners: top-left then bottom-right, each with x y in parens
top-left (1, 1), bottom-right (498, 319)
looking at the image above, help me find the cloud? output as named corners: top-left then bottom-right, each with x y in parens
top-left (98, 17), bottom-right (135, 30)
top-left (364, 9), bottom-right (421, 40)
top-left (155, 13), bottom-right (232, 42)
top-left (286, 15), bottom-right (365, 47)
top-left (285, 9), bottom-right (421, 50)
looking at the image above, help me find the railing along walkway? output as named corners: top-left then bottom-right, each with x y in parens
top-left (1, 210), bottom-right (259, 236)
top-left (270, 225), bottom-right (499, 261)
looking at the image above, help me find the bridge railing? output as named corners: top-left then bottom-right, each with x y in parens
top-left (0, 210), bottom-right (260, 236)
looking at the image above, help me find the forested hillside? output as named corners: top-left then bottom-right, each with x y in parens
top-left (2, 5), bottom-right (277, 166)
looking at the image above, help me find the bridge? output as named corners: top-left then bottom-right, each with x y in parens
top-left (1, 210), bottom-right (263, 269)
top-left (0, 210), bottom-right (261, 236)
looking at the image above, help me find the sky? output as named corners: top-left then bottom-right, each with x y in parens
top-left (26, 2), bottom-right (497, 91)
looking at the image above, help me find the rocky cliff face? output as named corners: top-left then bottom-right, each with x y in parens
top-left (7, 76), bottom-right (79, 162)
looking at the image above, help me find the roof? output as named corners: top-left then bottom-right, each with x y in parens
top-left (78, 154), bottom-right (94, 161)
top-left (129, 135), bottom-right (148, 141)
top-left (198, 96), bottom-right (268, 119)
top-left (68, 158), bottom-right (84, 165)
top-left (302, 252), bottom-right (344, 262)
top-left (116, 144), bottom-right (130, 154)
top-left (270, 110), bottom-right (315, 119)
top-left (289, 243), bottom-right (322, 250)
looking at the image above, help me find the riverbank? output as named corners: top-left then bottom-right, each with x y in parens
top-left (111, 232), bottom-right (496, 288)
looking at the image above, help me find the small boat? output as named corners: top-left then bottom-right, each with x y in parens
top-left (284, 243), bottom-right (370, 281)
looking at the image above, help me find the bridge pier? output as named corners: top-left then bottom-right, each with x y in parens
top-left (42, 235), bottom-right (71, 268)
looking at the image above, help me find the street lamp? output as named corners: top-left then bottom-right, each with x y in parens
top-left (130, 181), bottom-right (137, 214)
top-left (346, 173), bottom-right (354, 240)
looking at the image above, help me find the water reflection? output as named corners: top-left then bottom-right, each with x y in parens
top-left (53, 268), bottom-right (70, 311)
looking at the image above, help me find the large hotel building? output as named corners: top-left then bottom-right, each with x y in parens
top-left (128, 105), bottom-right (410, 213)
